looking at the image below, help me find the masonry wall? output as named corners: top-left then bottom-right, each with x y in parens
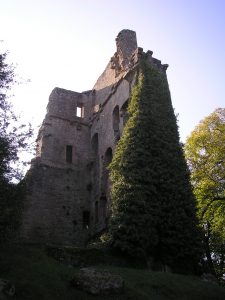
top-left (21, 87), bottom-right (94, 244)
top-left (21, 29), bottom-right (168, 246)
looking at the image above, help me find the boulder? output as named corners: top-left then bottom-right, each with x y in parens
top-left (71, 268), bottom-right (124, 295)
top-left (0, 279), bottom-right (15, 299)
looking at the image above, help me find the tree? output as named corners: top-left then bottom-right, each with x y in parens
top-left (109, 58), bottom-right (202, 272)
top-left (0, 51), bottom-right (32, 243)
top-left (185, 108), bottom-right (225, 280)
top-left (0, 52), bottom-right (33, 181)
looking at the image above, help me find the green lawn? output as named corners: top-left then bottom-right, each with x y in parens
top-left (0, 244), bottom-right (224, 300)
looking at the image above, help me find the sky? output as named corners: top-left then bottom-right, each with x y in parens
top-left (1, 0), bottom-right (225, 149)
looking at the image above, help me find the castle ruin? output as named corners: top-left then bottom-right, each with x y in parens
top-left (21, 30), bottom-right (169, 245)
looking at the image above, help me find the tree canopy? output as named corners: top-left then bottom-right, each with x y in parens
top-left (0, 51), bottom-right (32, 182)
top-left (0, 50), bottom-right (32, 243)
top-left (185, 108), bottom-right (225, 279)
top-left (109, 59), bottom-right (202, 272)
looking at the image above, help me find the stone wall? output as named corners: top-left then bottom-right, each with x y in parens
top-left (21, 29), bottom-right (169, 245)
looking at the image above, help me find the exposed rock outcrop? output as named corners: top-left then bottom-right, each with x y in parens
top-left (71, 268), bottom-right (124, 295)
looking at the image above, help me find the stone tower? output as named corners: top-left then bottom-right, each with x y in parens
top-left (21, 29), bottom-right (168, 245)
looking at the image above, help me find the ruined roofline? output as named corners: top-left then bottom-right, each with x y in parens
top-left (93, 29), bottom-right (169, 91)
top-left (116, 28), bottom-right (136, 38)
top-left (49, 30), bottom-right (168, 97)
top-left (48, 49), bottom-right (169, 102)
top-left (115, 29), bottom-right (169, 72)
top-left (144, 50), bottom-right (169, 71)
top-left (115, 29), bottom-right (138, 62)
top-left (50, 87), bottom-right (81, 97)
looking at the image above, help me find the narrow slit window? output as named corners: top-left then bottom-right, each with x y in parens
top-left (83, 211), bottom-right (90, 229)
top-left (76, 104), bottom-right (84, 118)
top-left (95, 201), bottom-right (99, 223)
top-left (66, 145), bottom-right (73, 163)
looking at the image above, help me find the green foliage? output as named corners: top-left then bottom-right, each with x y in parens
top-left (0, 50), bottom-right (32, 244)
top-left (185, 108), bottom-right (225, 280)
top-left (109, 59), bottom-right (202, 271)
top-left (0, 51), bottom-right (32, 182)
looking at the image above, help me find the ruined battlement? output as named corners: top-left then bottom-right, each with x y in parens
top-left (115, 29), bottom-right (137, 69)
top-left (21, 30), bottom-right (169, 246)
top-left (94, 30), bottom-right (168, 91)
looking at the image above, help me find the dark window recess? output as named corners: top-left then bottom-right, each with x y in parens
top-left (121, 100), bottom-right (129, 126)
top-left (86, 182), bottom-right (92, 191)
top-left (113, 105), bottom-right (120, 132)
top-left (95, 201), bottom-right (99, 223)
top-left (112, 105), bottom-right (120, 141)
top-left (66, 145), bottom-right (73, 163)
top-left (83, 211), bottom-right (90, 229)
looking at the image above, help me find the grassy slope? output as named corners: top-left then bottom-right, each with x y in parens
top-left (0, 244), bottom-right (224, 300)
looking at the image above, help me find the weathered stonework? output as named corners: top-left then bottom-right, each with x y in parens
top-left (21, 29), bottom-right (169, 245)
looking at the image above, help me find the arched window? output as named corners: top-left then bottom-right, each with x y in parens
top-left (112, 105), bottom-right (120, 140)
top-left (121, 100), bottom-right (129, 126)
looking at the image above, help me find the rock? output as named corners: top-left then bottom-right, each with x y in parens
top-left (0, 279), bottom-right (15, 299)
top-left (71, 268), bottom-right (124, 295)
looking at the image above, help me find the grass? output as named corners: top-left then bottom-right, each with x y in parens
top-left (0, 244), bottom-right (225, 300)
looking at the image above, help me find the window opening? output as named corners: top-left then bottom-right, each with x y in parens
top-left (121, 100), bottom-right (129, 126)
top-left (66, 145), bottom-right (73, 163)
top-left (83, 211), bottom-right (90, 229)
top-left (95, 201), bottom-right (99, 223)
top-left (112, 105), bottom-right (120, 141)
top-left (112, 105), bottom-right (120, 132)
top-left (76, 103), bottom-right (84, 118)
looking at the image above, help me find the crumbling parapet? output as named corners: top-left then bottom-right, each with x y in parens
top-left (115, 29), bottom-right (137, 69)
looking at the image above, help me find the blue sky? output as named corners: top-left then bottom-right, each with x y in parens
top-left (1, 0), bottom-right (225, 145)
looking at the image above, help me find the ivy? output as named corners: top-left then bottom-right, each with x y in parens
top-left (109, 59), bottom-right (202, 272)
